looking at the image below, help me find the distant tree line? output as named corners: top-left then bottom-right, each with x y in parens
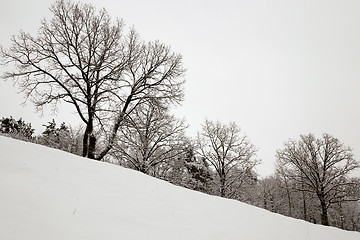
top-left (1, 0), bottom-right (359, 233)
top-left (0, 116), bottom-right (83, 155)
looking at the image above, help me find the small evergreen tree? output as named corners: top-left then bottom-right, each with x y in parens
top-left (183, 144), bottom-right (213, 193)
top-left (0, 116), bottom-right (34, 140)
top-left (38, 119), bottom-right (72, 152)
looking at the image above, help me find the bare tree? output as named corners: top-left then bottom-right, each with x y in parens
top-left (196, 120), bottom-right (259, 198)
top-left (276, 133), bottom-right (359, 226)
top-left (1, 0), bottom-right (185, 160)
top-left (111, 102), bottom-right (187, 175)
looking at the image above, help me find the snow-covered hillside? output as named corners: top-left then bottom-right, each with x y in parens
top-left (1, 136), bottom-right (359, 240)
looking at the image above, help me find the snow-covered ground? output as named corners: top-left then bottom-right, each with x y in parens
top-left (1, 136), bottom-right (359, 240)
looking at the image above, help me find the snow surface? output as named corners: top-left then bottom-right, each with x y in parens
top-left (1, 136), bottom-right (359, 240)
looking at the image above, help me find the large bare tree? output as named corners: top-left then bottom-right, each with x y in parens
top-left (1, 0), bottom-right (185, 160)
top-left (276, 133), bottom-right (359, 226)
top-left (196, 120), bottom-right (259, 197)
top-left (111, 102), bottom-right (187, 175)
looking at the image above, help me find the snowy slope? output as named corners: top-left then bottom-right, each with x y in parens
top-left (1, 136), bottom-right (359, 240)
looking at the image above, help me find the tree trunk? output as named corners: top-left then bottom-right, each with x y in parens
top-left (263, 184), bottom-right (268, 210)
top-left (82, 115), bottom-right (96, 159)
top-left (319, 194), bottom-right (329, 226)
top-left (301, 177), bottom-right (307, 221)
top-left (283, 177), bottom-right (293, 217)
top-left (82, 129), bottom-right (89, 157)
top-left (220, 179), bottom-right (226, 197)
top-left (88, 134), bottom-right (96, 159)
top-left (302, 190), bottom-right (308, 221)
top-left (220, 172), bottom-right (226, 197)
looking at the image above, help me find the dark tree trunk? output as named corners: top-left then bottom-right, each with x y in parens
top-left (263, 185), bottom-right (268, 210)
top-left (82, 129), bottom-right (89, 157)
top-left (220, 172), bottom-right (226, 197)
top-left (220, 179), bottom-right (226, 197)
top-left (88, 134), bottom-right (96, 159)
top-left (319, 193), bottom-right (329, 226)
top-left (82, 113), bottom-right (96, 159)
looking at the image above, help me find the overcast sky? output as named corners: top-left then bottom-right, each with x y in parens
top-left (1, 0), bottom-right (360, 177)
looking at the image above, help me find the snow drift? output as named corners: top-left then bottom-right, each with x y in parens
top-left (1, 136), bottom-right (359, 240)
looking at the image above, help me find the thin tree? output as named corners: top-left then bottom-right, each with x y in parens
top-left (258, 176), bottom-right (283, 213)
top-left (1, 0), bottom-right (185, 160)
top-left (276, 163), bottom-right (294, 217)
top-left (196, 120), bottom-right (259, 198)
top-left (276, 133), bottom-right (359, 226)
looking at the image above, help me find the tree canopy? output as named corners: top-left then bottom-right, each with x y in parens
top-left (276, 133), bottom-right (359, 225)
top-left (1, 0), bottom-right (185, 160)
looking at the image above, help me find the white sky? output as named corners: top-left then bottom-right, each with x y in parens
top-left (1, 0), bottom-right (360, 177)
